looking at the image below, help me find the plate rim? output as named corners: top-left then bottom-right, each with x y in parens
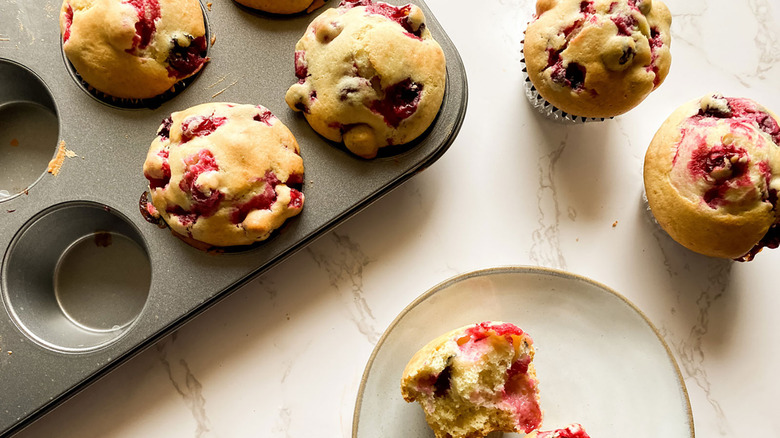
top-left (351, 265), bottom-right (695, 437)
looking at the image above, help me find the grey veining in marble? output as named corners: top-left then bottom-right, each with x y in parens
top-left (157, 337), bottom-right (213, 437)
top-left (530, 134), bottom-right (569, 270)
top-left (673, 261), bottom-right (731, 435)
top-left (307, 232), bottom-right (381, 344)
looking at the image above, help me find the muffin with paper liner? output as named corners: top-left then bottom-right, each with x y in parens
top-left (644, 94), bottom-right (780, 260)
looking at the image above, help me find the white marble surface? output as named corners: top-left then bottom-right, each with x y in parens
top-left (12, 0), bottom-right (780, 436)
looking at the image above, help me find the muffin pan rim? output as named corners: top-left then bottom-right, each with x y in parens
top-left (0, 0), bottom-right (468, 435)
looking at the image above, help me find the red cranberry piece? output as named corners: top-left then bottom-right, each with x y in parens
top-left (688, 143), bottom-right (750, 208)
top-left (339, 0), bottom-right (423, 38)
top-left (294, 50), bottom-right (308, 81)
top-left (339, 0), bottom-right (371, 8)
top-left (546, 48), bottom-right (561, 68)
top-left (253, 110), bottom-right (274, 126)
top-left (288, 189), bottom-right (303, 209)
top-left (370, 78), bottom-right (423, 127)
top-left (433, 361), bottom-right (453, 397)
top-left (231, 171), bottom-right (280, 224)
top-left (464, 322), bottom-right (525, 343)
top-left (726, 98), bottom-right (780, 145)
top-left (63, 3), bottom-right (74, 42)
top-left (566, 63), bottom-right (586, 89)
top-left (757, 114), bottom-right (780, 144)
top-left (506, 356), bottom-right (531, 378)
top-left (181, 113), bottom-right (227, 143)
top-left (125, 0), bottom-right (160, 52)
top-left (365, 3), bottom-right (423, 37)
top-left (611, 14), bottom-right (637, 36)
top-left (178, 149), bottom-right (223, 217)
top-left (138, 191), bottom-right (164, 226)
top-left (539, 425), bottom-right (592, 438)
top-left (646, 27), bottom-right (664, 86)
top-left (166, 35), bottom-right (208, 79)
top-left (698, 98), bottom-right (780, 145)
top-left (648, 27), bottom-right (664, 50)
top-left (145, 149), bottom-right (171, 189)
top-left (157, 116), bottom-right (173, 139)
top-left (580, 0), bottom-right (595, 14)
top-left (544, 19), bottom-right (583, 70)
top-left (561, 19), bottom-right (583, 39)
top-left (287, 172), bottom-right (304, 185)
top-left (551, 62), bottom-right (586, 90)
top-left (165, 205), bottom-right (199, 227)
top-left (689, 143), bottom-right (748, 177)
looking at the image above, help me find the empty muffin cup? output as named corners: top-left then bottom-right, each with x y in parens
top-left (0, 59), bottom-right (60, 200)
top-left (1, 201), bottom-right (152, 353)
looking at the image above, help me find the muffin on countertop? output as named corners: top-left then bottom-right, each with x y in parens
top-left (401, 321), bottom-right (543, 438)
top-left (60, 0), bottom-right (208, 100)
top-left (523, 0), bottom-right (671, 119)
top-left (644, 94), bottom-right (780, 260)
top-left (142, 102), bottom-right (304, 248)
top-left (285, 0), bottom-right (446, 159)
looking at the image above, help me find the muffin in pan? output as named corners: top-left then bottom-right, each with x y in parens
top-left (60, 0), bottom-right (208, 100)
top-left (233, 0), bottom-right (327, 14)
top-left (522, 0), bottom-right (671, 120)
top-left (644, 94), bottom-right (780, 261)
top-left (142, 102), bottom-right (304, 248)
top-left (285, 0), bottom-right (446, 159)
top-left (401, 321), bottom-right (542, 438)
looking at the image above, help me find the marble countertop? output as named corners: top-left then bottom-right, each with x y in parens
top-left (12, 0), bottom-right (780, 436)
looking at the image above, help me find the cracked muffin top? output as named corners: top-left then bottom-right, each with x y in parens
top-left (401, 321), bottom-right (542, 438)
top-left (644, 94), bottom-right (780, 260)
top-left (523, 0), bottom-right (671, 118)
top-left (142, 102), bottom-right (304, 247)
top-left (60, 0), bottom-right (208, 100)
top-left (285, 0), bottom-right (446, 159)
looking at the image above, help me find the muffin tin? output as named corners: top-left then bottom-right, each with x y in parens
top-left (0, 1), bottom-right (467, 435)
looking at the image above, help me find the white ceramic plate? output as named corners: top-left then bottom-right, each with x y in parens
top-left (353, 266), bottom-right (694, 437)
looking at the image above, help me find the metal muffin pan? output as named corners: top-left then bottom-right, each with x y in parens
top-left (0, 1), bottom-right (467, 435)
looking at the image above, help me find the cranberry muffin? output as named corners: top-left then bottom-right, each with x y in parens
top-left (401, 321), bottom-right (543, 438)
top-left (285, 0), bottom-right (446, 159)
top-left (60, 0), bottom-right (208, 100)
top-left (233, 0), bottom-right (326, 14)
top-left (644, 94), bottom-right (780, 260)
top-left (142, 103), bottom-right (304, 247)
top-left (537, 424), bottom-right (592, 438)
top-left (523, 0), bottom-right (671, 119)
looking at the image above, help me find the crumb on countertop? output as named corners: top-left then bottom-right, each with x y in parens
top-left (612, 220), bottom-right (618, 228)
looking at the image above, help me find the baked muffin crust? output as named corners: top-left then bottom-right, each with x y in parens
top-left (60, 0), bottom-right (208, 100)
top-left (285, 0), bottom-right (446, 158)
top-left (524, 0), bottom-right (671, 118)
top-left (644, 94), bottom-right (780, 260)
top-left (143, 103), bottom-right (304, 247)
